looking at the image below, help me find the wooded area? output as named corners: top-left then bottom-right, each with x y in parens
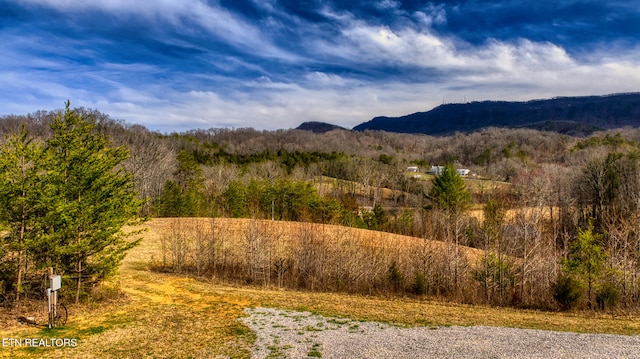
top-left (3, 106), bottom-right (640, 311)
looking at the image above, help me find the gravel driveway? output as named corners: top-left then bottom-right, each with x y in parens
top-left (240, 307), bottom-right (640, 358)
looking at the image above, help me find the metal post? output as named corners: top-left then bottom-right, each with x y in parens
top-left (47, 267), bottom-right (53, 328)
top-left (53, 289), bottom-right (57, 326)
top-left (46, 288), bottom-right (52, 328)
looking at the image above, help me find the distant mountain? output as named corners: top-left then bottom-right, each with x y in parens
top-left (296, 121), bottom-right (347, 133)
top-left (353, 93), bottom-right (640, 136)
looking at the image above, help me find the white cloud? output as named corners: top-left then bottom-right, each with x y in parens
top-left (4, 1), bottom-right (640, 132)
top-left (15, 0), bottom-right (297, 61)
top-left (4, 52), bottom-right (640, 133)
top-left (303, 72), bottom-right (353, 88)
top-left (315, 15), bottom-right (580, 77)
top-left (374, 0), bottom-right (401, 11)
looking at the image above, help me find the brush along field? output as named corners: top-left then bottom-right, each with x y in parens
top-left (1, 218), bottom-right (639, 358)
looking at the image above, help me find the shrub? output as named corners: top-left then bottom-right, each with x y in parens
top-left (552, 275), bottom-right (583, 311)
top-left (388, 262), bottom-right (403, 292)
top-left (0, 258), bottom-right (15, 302)
top-left (411, 272), bottom-right (427, 295)
top-left (596, 282), bottom-right (620, 311)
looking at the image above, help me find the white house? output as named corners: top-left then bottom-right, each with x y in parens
top-left (457, 168), bottom-right (471, 176)
top-left (428, 165), bottom-right (445, 175)
top-left (428, 165), bottom-right (471, 177)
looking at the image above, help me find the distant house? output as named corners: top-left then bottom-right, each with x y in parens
top-left (428, 165), bottom-right (445, 175)
top-left (457, 168), bottom-right (471, 176)
top-left (428, 165), bottom-right (471, 177)
top-left (407, 166), bottom-right (419, 172)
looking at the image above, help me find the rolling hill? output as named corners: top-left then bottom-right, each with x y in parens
top-left (296, 121), bottom-right (348, 133)
top-left (353, 93), bottom-right (640, 136)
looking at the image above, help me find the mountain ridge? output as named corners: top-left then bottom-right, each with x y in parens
top-left (352, 93), bottom-right (640, 136)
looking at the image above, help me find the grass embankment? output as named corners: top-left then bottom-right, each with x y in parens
top-left (1, 218), bottom-right (639, 358)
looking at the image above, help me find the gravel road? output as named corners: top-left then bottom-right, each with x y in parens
top-left (240, 307), bottom-right (640, 358)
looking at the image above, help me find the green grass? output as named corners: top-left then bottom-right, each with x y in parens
top-left (266, 337), bottom-right (292, 359)
top-left (308, 343), bottom-right (322, 357)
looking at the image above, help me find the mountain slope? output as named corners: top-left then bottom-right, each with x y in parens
top-left (353, 93), bottom-right (640, 136)
top-left (296, 121), bottom-right (347, 133)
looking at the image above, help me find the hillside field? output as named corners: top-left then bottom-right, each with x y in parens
top-left (1, 218), bottom-right (639, 358)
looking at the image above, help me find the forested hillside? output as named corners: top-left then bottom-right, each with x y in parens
top-left (3, 106), bottom-right (640, 311)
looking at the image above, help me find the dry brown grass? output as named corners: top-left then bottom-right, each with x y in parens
top-left (0, 219), bottom-right (254, 359)
top-left (150, 217), bottom-right (487, 295)
top-left (1, 218), bottom-right (639, 358)
top-left (209, 283), bottom-right (640, 335)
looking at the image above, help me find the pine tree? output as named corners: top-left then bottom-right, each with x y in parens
top-left (0, 125), bottom-right (43, 301)
top-left (429, 164), bottom-right (471, 215)
top-left (223, 181), bottom-right (248, 218)
top-left (40, 101), bottom-right (143, 303)
top-left (155, 180), bottom-right (183, 217)
top-left (563, 221), bottom-right (606, 309)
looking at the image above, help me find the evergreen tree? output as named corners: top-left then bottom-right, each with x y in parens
top-left (175, 150), bottom-right (202, 190)
top-left (155, 180), bottom-right (183, 217)
top-left (223, 181), bottom-right (248, 218)
top-left (563, 221), bottom-right (606, 309)
top-left (174, 150), bottom-right (206, 216)
top-left (0, 125), bottom-right (43, 301)
top-left (429, 164), bottom-right (471, 215)
top-left (40, 101), bottom-right (143, 303)
top-left (372, 203), bottom-right (388, 230)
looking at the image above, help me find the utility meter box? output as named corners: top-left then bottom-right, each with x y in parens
top-left (50, 275), bottom-right (62, 291)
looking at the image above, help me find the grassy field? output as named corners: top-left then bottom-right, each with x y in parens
top-left (1, 218), bottom-right (639, 358)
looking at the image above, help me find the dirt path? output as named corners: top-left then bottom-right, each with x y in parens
top-left (1, 219), bottom-right (255, 358)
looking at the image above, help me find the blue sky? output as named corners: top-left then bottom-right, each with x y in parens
top-left (1, 0), bottom-right (639, 133)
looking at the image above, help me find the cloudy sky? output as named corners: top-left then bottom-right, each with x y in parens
top-left (1, 0), bottom-right (639, 132)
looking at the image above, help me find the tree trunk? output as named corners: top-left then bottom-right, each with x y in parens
top-left (75, 258), bottom-right (82, 304)
top-left (16, 211), bottom-right (25, 302)
top-left (15, 156), bottom-right (27, 302)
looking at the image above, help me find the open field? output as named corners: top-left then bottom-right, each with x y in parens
top-left (314, 173), bottom-right (511, 205)
top-left (1, 218), bottom-right (639, 358)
